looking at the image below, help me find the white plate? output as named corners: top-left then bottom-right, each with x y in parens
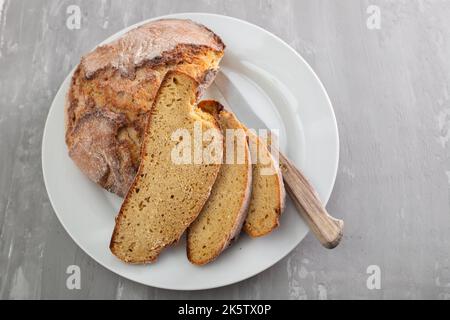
top-left (42, 13), bottom-right (339, 290)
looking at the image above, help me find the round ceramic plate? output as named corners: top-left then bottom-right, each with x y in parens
top-left (42, 13), bottom-right (339, 290)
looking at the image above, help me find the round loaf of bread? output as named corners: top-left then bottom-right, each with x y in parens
top-left (65, 19), bottom-right (225, 197)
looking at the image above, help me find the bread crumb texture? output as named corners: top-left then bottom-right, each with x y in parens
top-left (187, 101), bottom-right (252, 265)
top-left (110, 73), bottom-right (222, 263)
top-left (243, 130), bottom-right (286, 237)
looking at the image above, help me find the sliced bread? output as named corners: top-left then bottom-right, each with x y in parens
top-left (243, 130), bottom-right (286, 237)
top-left (110, 72), bottom-right (223, 263)
top-left (187, 101), bottom-right (252, 265)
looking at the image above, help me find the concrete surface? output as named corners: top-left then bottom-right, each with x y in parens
top-left (0, 0), bottom-right (449, 299)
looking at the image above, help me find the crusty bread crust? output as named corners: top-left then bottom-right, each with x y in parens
top-left (110, 73), bottom-right (223, 264)
top-left (65, 19), bottom-right (225, 197)
top-left (187, 100), bottom-right (253, 265)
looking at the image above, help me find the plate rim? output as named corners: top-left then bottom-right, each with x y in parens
top-left (42, 12), bottom-right (339, 291)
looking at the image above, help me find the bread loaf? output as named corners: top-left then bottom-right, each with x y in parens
top-left (66, 19), bottom-right (225, 197)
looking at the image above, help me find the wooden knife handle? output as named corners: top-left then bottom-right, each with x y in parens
top-left (279, 152), bottom-right (343, 249)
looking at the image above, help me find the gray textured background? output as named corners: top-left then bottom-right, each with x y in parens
top-left (0, 0), bottom-right (449, 300)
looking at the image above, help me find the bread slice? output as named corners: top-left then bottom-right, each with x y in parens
top-left (187, 101), bottom-right (252, 265)
top-left (243, 130), bottom-right (286, 237)
top-left (110, 72), bottom-right (223, 263)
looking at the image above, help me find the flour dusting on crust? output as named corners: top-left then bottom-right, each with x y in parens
top-left (81, 19), bottom-right (224, 78)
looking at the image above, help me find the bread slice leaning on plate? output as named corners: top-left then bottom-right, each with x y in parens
top-left (243, 129), bottom-right (286, 237)
top-left (110, 72), bottom-right (223, 264)
top-left (187, 100), bottom-right (253, 265)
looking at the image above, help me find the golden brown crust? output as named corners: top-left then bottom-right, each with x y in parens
top-left (80, 19), bottom-right (224, 79)
top-left (65, 19), bottom-right (225, 197)
top-left (68, 108), bottom-right (137, 196)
